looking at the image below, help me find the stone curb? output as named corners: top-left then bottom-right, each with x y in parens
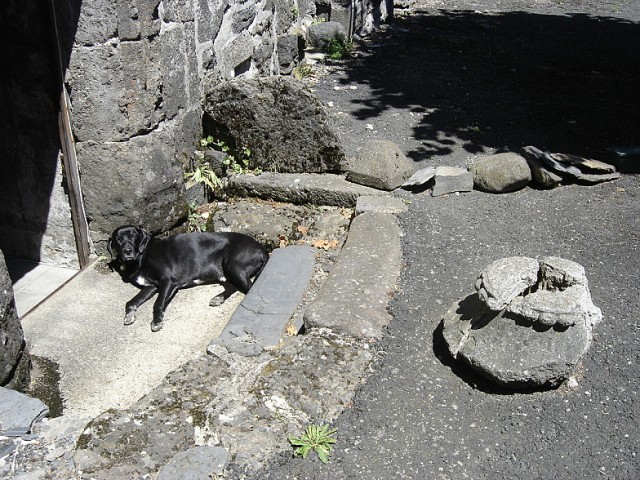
top-left (304, 208), bottom-right (403, 339)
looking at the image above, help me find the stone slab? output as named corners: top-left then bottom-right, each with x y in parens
top-left (0, 387), bottom-right (49, 437)
top-left (304, 212), bottom-right (402, 338)
top-left (227, 172), bottom-right (385, 207)
top-left (215, 246), bottom-right (316, 355)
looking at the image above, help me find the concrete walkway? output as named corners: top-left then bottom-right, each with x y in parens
top-left (6, 258), bottom-right (78, 317)
top-left (21, 261), bottom-right (241, 419)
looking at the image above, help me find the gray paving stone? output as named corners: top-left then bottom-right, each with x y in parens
top-left (0, 387), bottom-right (49, 437)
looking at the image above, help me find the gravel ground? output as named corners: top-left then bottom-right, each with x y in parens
top-left (249, 1), bottom-right (640, 478)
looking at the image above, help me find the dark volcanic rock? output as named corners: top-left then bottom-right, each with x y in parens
top-left (203, 76), bottom-right (346, 174)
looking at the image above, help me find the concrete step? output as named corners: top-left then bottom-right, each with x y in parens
top-left (227, 172), bottom-right (385, 207)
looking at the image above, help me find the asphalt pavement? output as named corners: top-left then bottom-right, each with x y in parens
top-left (250, 1), bottom-right (640, 478)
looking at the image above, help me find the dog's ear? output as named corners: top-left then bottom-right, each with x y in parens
top-left (137, 227), bottom-right (151, 254)
top-left (107, 237), bottom-right (113, 258)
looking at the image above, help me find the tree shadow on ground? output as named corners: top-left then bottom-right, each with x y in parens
top-left (338, 9), bottom-right (640, 164)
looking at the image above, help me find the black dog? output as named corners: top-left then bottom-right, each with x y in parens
top-left (108, 225), bottom-right (269, 332)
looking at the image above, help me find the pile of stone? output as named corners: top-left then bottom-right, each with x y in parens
top-left (521, 145), bottom-right (621, 188)
top-left (441, 256), bottom-right (602, 389)
top-left (389, 146), bottom-right (620, 196)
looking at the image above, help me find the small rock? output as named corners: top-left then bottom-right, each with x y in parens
top-left (470, 152), bottom-right (532, 193)
top-left (307, 21), bottom-right (347, 50)
top-left (431, 166), bottom-right (474, 197)
top-left (522, 146), bottom-right (563, 189)
top-left (346, 140), bottom-right (415, 191)
top-left (401, 167), bottom-right (436, 188)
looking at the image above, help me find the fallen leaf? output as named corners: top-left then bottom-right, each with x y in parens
top-left (286, 323), bottom-right (298, 336)
top-left (312, 239), bottom-right (340, 250)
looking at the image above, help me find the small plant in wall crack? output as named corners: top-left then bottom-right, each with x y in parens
top-left (200, 136), bottom-right (261, 175)
top-left (186, 202), bottom-right (209, 232)
top-left (184, 161), bottom-right (223, 194)
top-left (289, 424), bottom-right (337, 463)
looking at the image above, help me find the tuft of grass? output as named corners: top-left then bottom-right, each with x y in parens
top-left (325, 37), bottom-right (353, 60)
top-left (289, 424), bottom-right (337, 463)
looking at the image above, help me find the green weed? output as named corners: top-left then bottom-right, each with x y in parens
top-left (289, 424), bottom-right (337, 463)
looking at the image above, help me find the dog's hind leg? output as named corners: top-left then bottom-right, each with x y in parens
top-left (209, 281), bottom-right (238, 307)
top-left (209, 265), bottom-right (256, 307)
top-left (125, 286), bottom-right (157, 325)
top-left (150, 282), bottom-right (179, 332)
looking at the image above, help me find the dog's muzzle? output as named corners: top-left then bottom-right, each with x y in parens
top-left (120, 247), bottom-right (136, 262)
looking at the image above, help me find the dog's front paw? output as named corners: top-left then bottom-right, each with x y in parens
top-left (150, 320), bottom-right (164, 332)
top-left (124, 310), bottom-right (137, 325)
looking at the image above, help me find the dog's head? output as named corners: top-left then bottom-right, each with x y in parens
top-left (107, 225), bottom-right (151, 263)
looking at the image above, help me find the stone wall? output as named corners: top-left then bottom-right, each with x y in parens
top-left (1, 0), bottom-right (393, 260)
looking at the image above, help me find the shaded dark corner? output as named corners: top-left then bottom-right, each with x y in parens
top-left (0, 0), bottom-right (82, 281)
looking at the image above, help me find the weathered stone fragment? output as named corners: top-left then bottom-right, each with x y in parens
top-left (203, 76), bottom-right (345, 174)
top-left (346, 140), bottom-right (414, 191)
top-left (475, 256), bottom-right (540, 311)
top-left (507, 285), bottom-right (601, 328)
top-left (401, 167), bottom-right (436, 188)
top-left (355, 195), bottom-right (408, 215)
top-left (522, 146), bottom-right (563, 189)
top-left (470, 152), bottom-right (532, 193)
top-left (550, 153), bottom-right (616, 174)
top-left (158, 446), bottom-right (229, 480)
top-left (522, 146), bottom-right (621, 185)
top-left (445, 256), bottom-right (602, 389)
top-left (307, 21), bottom-right (347, 49)
top-left (506, 256), bottom-right (602, 328)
